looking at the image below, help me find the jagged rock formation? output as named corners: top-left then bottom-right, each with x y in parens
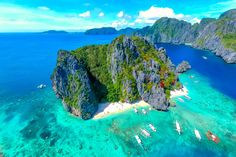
top-left (176, 61), bottom-right (191, 73)
top-left (51, 50), bottom-right (98, 119)
top-left (193, 9), bottom-right (236, 63)
top-left (135, 9), bottom-right (236, 63)
top-left (51, 35), bottom-right (181, 119)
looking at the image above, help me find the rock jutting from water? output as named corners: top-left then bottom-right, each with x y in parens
top-left (51, 35), bottom-right (182, 120)
top-left (176, 61), bottom-right (191, 73)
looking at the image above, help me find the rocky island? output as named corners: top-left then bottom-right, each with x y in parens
top-left (42, 30), bottom-right (68, 34)
top-left (85, 27), bottom-right (138, 35)
top-left (51, 35), bottom-right (182, 119)
top-left (135, 9), bottom-right (236, 63)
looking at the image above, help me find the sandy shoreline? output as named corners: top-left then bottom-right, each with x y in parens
top-left (170, 86), bottom-right (189, 98)
top-left (93, 100), bottom-right (150, 119)
top-left (93, 86), bottom-right (189, 119)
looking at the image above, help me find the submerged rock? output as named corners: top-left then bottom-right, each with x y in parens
top-left (176, 61), bottom-right (191, 73)
top-left (40, 130), bottom-right (51, 140)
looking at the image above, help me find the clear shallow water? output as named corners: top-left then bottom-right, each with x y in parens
top-left (0, 33), bottom-right (236, 157)
top-left (156, 43), bottom-right (236, 99)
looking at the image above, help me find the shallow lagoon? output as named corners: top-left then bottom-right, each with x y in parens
top-left (0, 33), bottom-right (235, 156)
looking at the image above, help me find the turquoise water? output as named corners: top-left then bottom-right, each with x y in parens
top-left (0, 33), bottom-right (236, 156)
top-left (1, 70), bottom-right (235, 156)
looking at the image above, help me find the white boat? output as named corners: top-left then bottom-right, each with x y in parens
top-left (189, 75), bottom-right (194, 79)
top-left (202, 56), bottom-right (208, 60)
top-left (135, 135), bottom-right (142, 144)
top-left (134, 108), bottom-right (138, 113)
top-left (142, 109), bottom-right (147, 114)
top-left (141, 129), bottom-right (151, 137)
top-left (178, 98), bottom-right (184, 102)
top-left (184, 95), bottom-right (191, 100)
top-left (176, 120), bottom-right (181, 135)
top-left (194, 129), bottom-right (201, 141)
top-left (37, 84), bottom-right (46, 89)
top-left (185, 43), bottom-right (192, 46)
top-left (149, 124), bottom-right (156, 132)
top-left (149, 107), bottom-right (152, 111)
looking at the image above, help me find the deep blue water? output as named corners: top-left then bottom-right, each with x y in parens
top-left (0, 33), bottom-right (117, 96)
top-left (156, 43), bottom-right (236, 99)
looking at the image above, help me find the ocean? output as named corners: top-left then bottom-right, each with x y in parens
top-left (0, 33), bottom-right (235, 157)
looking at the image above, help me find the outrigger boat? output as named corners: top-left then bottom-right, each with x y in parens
top-left (141, 129), bottom-right (151, 137)
top-left (37, 84), bottom-right (46, 89)
top-left (178, 98), bottom-right (184, 102)
top-left (142, 109), bottom-right (147, 114)
top-left (135, 135), bottom-right (142, 145)
top-left (175, 120), bottom-right (181, 135)
top-left (149, 124), bottom-right (156, 132)
top-left (206, 131), bottom-right (220, 143)
top-left (202, 56), bottom-right (208, 60)
top-left (189, 75), bottom-right (195, 79)
top-left (194, 129), bottom-right (201, 141)
top-left (184, 95), bottom-right (191, 100)
top-left (134, 108), bottom-right (138, 113)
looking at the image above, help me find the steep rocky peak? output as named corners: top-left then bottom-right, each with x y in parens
top-left (219, 9), bottom-right (236, 19)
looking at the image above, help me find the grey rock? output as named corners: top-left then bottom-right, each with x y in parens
top-left (176, 61), bottom-right (191, 73)
top-left (110, 36), bottom-right (139, 82)
top-left (136, 9), bottom-right (236, 63)
top-left (51, 50), bottom-right (98, 120)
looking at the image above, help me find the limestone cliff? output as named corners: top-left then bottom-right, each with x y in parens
top-left (51, 35), bottom-right (181, 119)
top-left (135, 9), bottom-right (236, 63)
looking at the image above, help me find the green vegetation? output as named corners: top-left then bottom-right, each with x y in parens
top-left (222, 33), bottom-right (236, 52)
top-left (64, 73), bottom-right (82, 109)
top-left (70, 35), bottom-right (179, 104)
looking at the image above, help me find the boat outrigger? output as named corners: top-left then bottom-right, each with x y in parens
top-left (175, 120), bottom-right (181, 135)
top-left (178, 98), bottom-right (184, 102)
top-left (194, 129), bottom-right (201, 141)
top-left (184, 95), bottom-right (191, 100)
top-left (141, 129), bottom-right (151, 137)
top-left (149, 124), bottom-right (156, 132)
top-left (142, 109), bottom-right (147, 114)
top-left (135, 135), bottom-right (142, 145)
top-left (206, 131), bottom-right (220, 143)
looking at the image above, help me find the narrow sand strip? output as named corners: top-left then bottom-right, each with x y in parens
top-left (170, 86), bottom-right (189, 98)
top-left (93, 101), bottom-right (149, 119)
top-left (93, 86), bottom-right (189, 119)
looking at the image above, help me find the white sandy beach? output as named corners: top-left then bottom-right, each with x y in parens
top-left (170, 86), bottom-right (189, 98)
top-left (93, 86), bottom-right (189, 119)
top-left (93, 100), bottom-right (150, 119)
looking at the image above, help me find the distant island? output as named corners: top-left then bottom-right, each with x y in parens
top-left (85, 27), bottom-right (138, 35)
top-left (135, 9), bottom-right (236, 63)
top-left (42, 30), bottom-right (68, 34)
top-left (85, 9), bottom-right (236, 63)
top-left (51, 35), bottom-right (187, 119)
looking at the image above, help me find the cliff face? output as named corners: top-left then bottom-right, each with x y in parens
top-left (51, 50), bottom-right (98, 119)
top-left (136, 9), bottom-right (236, 63)
top-left (51, 35), bottom-right (181, 119)
top-left (136, 17), bottom-right (196, 44)
top-left (193, 9), bottom-right (236, 63)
